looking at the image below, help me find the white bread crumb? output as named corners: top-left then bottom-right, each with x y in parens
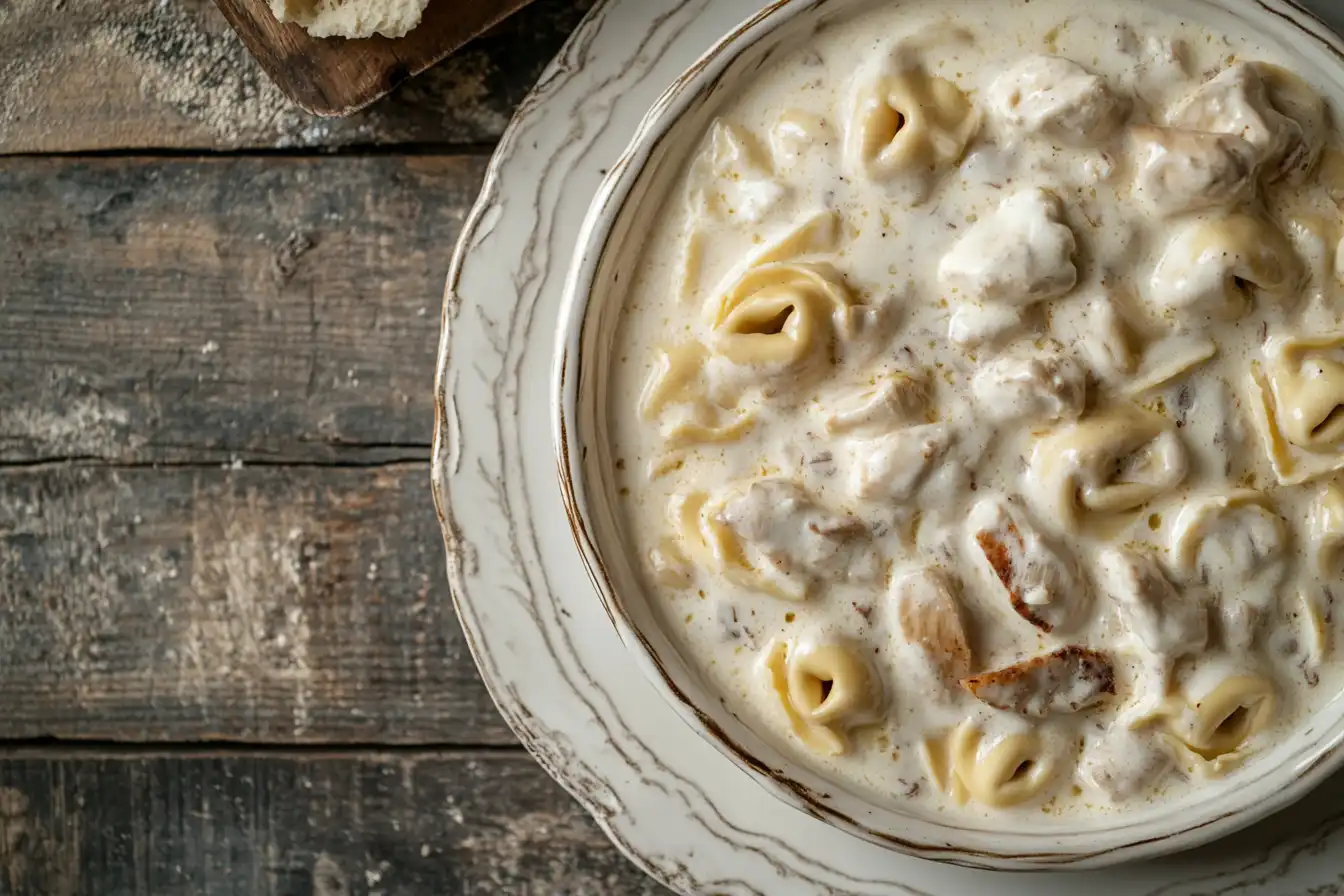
top-left (269, 0), bottom-right (432, 39)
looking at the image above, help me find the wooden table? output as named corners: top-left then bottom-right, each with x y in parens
top-left (0, 1), bottom-right (667, 892)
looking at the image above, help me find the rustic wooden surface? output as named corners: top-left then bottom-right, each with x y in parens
top-left (0, 0), bottom-right (667, 892)
top-left (212, 0), bottom-right (537, 116)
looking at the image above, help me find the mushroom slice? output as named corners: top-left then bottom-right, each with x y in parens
top-left (1028, 406), bottom-right (1188, 528)
top-left (967, 496), bottom-right (1090, 633)
top-left (938, 188), bottom-right (1077, 306)
top-left (762, 638), bottom-right (881, 755)
top-left (1095, 547), bottom-right (1208, 666)
top-left (962, 646), bottom-right (1116, 716)
top-left (970, 351), bottom-right (1086, 424)
top-left (1128, 125), bottom-right (1256, 216)
top-left (985, 55), bottom-right (1125, 147)
top-left (1145, 213), bottom-right (1302, 325)
top-left (892, 567), bottom-right (973, 681)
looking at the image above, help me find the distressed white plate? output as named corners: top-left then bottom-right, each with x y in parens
top-left (433, 1), bottom-right (1344, 891)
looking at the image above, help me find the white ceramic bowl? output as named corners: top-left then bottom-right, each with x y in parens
top-left (554, 0), bottom-right (1344, 869)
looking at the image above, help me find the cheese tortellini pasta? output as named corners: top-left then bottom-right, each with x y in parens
top-left (1249, 334), bottom-right (1344, 485)
top-left (1145, 213), bottom-right (1303, 324)
top-left (762, 638), bottom-right (881, 755)
top-left (1144, 663), bottom-right (1277, 775)
top-left (924, 721), bottom-right (1060, 808)
top-left (1310, 481), bottom-right (1344, 577)
top-left (1027, 406), bottom-right (1188, 528)
top-left (707, 261), bottom-right (860, 377)
top-left (845, 42), bottom-right (978, 200)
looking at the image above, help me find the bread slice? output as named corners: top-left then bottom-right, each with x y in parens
top-left (269, 0), bottom-right (432, 39)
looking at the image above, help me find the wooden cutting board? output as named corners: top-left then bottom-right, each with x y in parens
top-left (213, 0), bottom-right (536, 116)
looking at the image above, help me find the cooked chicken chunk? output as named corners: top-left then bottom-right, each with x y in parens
top-left (947, 303), bottom-right (1023, 348)
top-left (822, 370), bottom-right (929, 435)
top-left (986, 55), bottom-right (1125, 147)
top-left (1170, 492), bottom-right (1288, 649)
top-left (967, 496), bottom-right (1091, 633)
top-left (1168, 61), bottom-right (1326, 183)
top-left (1129, 125), bottom-right (1257, 216)
top-left (939, 188), bottom-right (1077, 306)
top-left (717, 479), bottom-right (877, 594)
top-left (892, 567), bottom-right (973, 681)
top-left (962, 646), bottom-right (1115, 716)
top-left (1096, 547), bottom-right (1208, 665)
top-left (847, 424), bottom-right (955, 503)
top-left (970, 352), bottom-right (1086, 424)
top-left (1079, 726), bottom-right (1174, 802)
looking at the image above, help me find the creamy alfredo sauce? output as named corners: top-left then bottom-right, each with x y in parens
top-left (606, 0), bottom-right (1344, 816)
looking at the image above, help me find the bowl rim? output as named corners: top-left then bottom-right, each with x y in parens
top-left (553, 0), bottom-right (1344, 869)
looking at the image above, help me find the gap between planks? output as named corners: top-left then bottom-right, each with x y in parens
top-left (0, 141), bottom-right (503, 161)
top-left (0, 741), bottom-right (527, 758)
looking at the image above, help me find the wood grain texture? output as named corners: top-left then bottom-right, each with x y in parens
top-left (0, 750), bottom-right (668, 895)
top-left (0, 463), bottom-right (513, 745)
top-left (0, 155), bottom-right (486, 465)
top-left (0, 0), bottom-right (593, 153)
top-left (213, 0), bottom-right (536, 116)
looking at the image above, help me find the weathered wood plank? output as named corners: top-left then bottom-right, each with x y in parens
top-left (0, 463), bottom-right (513, 745)
top-left (0, 155), bottom-right (485, 465)
top-left (0, 0), bottom-right (593, 153)
top-left (0, 750), bottom-right (666, 895)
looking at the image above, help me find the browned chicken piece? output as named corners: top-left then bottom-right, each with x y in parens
top-left (962, 646), bottom-right (1115, 716)
top-left (968, 496), bottom-right (1090, 633)
top-left (892, 567), bottom-right (973, 681)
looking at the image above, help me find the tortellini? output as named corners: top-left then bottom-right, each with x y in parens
top-left (1128, 125), bottom-right (1257, 216)
top-left (970, 350), bottom-right (1086, 424)
top-left (938, 188), bottom-right (1078, 306)
top-left (985, 55), bottom-right (1125, 147)
top-left (670, 479), bottom-right (878, 601)
top-left (924, 721), bottom-right (1059, 808)
top-left (1145, 213), bottom-right (1303, 324)
top-left (1170, 491), bottom-right (1288, 648)
top-left (707, 261), bottom-right (860, 379)
top-left (1310, 481), bottom-right (1344, 577)
top-left (1248, 334), bottom-right (1344, 485)
top-left (1146, 663), bottom-right (1276, 774)
top-left (845, 46), bottom-right (979, 200)
top-left (1168, 61), bottom-right (1326, 184)
top-left (1027, 406), bottom-right (1188, 528)
top-left (638, 342), bottom-right (757, 449)
top-left (762, 638), bottom-right (881, 755)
